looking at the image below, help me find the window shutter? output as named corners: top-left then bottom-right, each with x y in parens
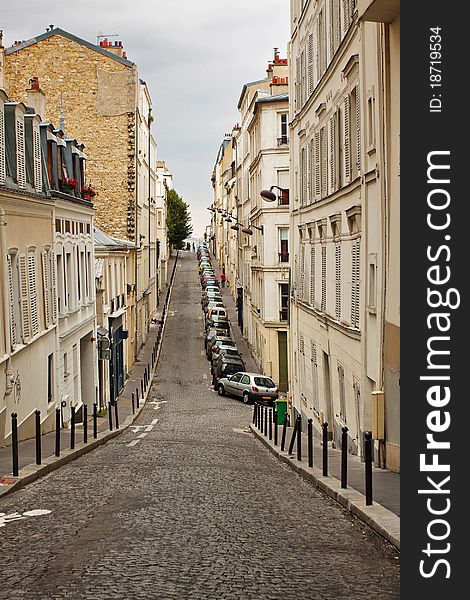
top-left (308, 139), bottom-right (314, 204)
top-left (7, 254), bottom-right (17, 348)
top-left (343, 95), bottom-right (351, 184)
top-left (28, 252), bottom-right (39, 336)
top-left (321, 126), bottom-right (328, 198)
top-left (310, 245), bottom-right (316, 306)
top-left (16, 116), bottom-right (26, 189)
top-left (299, 148), bottom-right (304, 206)
top-left (308, 33), bottom-right (315, 96)
top-left (51, 250), bottom-right (58, 323)
top-left (296, 56), bottom-right (302, 111)
top-left (342, 0), bottom-right (350, 36)
top-left (334, 0), bottom-right (341, 51)
top-left (321, 245), bottom-right (327, 312)
top-left (314, 131), bottom-right (321, 199)
top-left (329, 116), bottom-right (336, 193)
top-left (0, 108), bottom-right (5, 185)
top-left (299, 333), bottom-right (305, 355)
top-left (19, 254), bottom-right (31, 341)
top-left (355, 82), bottom-right (361, 175)
top-left (299, 244), bottom-right (306, 300)
top-left (321, 9), bottom-right (327, 74)
top-left (335, 243), bottom-right (341, 319)
top-left (329, 0), bottom-right (335, 61)
top-left (42, 250), bottom-right (51, 328)
top-left (316, 19), bottom-right (321, 82)
top-left (302, 147), bottom-right (308, 204)
top-left (351, 238), bottom-right (360, 328)
top-left (33, 127), bottom-right (42, 192)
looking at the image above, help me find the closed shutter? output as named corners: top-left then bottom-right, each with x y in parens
top-left (308, 139), bottom-right (314, 204)
top-left (321, 126), bottom-right (328, 198)
top-left (321, 9), bottom-right (327, 74)
top-left (316, 19), bottom-right (321, 82)
top-left (299, 244), bottom-right (306, 300)
top-left (342, 0), bottom-right (350, 36)
top-left (335, 243), bottom-right (341, 319)
top-left (334, 0), bottom-right (341, 51)
top-left (42, 250), bottom-right (51, 327)
top-left (19, 254), bottom-right (31, 341)
top-left (351, 238), bottom-right (360, 328)
top-left (314, 131), bottom-right (321, 199)
top-left (310, 245), bottom-right (316, 306)
top-left (308, 33), bottom-right (315, 96)
top-left (33, 127), bottom-right (42, 192)
top-left (296, 56), bottom-right (302, 111)
top-left (299, 148), bottom-right (305, 206)
top-left (7, 254), bottom-right (17, 348)
top-left (343, 95), bottom-right (351, 184)
top-left (302, 147), bottom-right (308, 204)
top-left (0, 108), bottom-right (5, 185)
top-left (355, 82), bottom-right (361, 175)
top-left (329, 115), bottom-right (336, 193)
top-left (311, 340), bottom-right (319, 410)
top-left (51, 250), bottom-right (58, 323)
top-left (28, 252), bottom-right (39, 336)
top-left (299, 334), bottom-right (305, 355)
top-left (16, 117), bottom-right (26, 189)
top-left (329, 0), bottom-right (335, 61)
top-left (321, 245), bottom-right (327, 312)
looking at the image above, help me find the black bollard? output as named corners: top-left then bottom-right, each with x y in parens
top-left (131, 392), bottom-right (135, 415)
top-left (281, 412), bottom-right (288, 452)
top-left (288, 416), bottom-right (299, 455)
top-left (35, 410), bottom-right (41, 465)
top-left (253, 403), bottom-right (257, 426)
top-left (55, 408), bottom-right (61, 456)
top-left (147, 363), bottom-right (150, 385)
top-left (268, 408), bottom-right (272, 441)
top-left (260, 403), bottom-right (264, 432)
top-left (307, 418), bottom-right (313, 468)
top-left (341, 426), bottom-right (349, 489)
top-left (136, 387), bottom-right (140, 408)
top-left (83, 404), bottom-right (88, 444)
top-left (322, 422), bottom-right (328, 476)
top-left (140, 379), bottom-right (144, 398)
top-left (296, 416), bottom-right (302, 461)
top-left (273, 409), bottom-right (278, 446)
top-left (108, 401), bottom-right (113, 431)
top-left (263, 406), bottom-right (268, 436)
top-left (11, 413), bottom-right (19, 476)
top-left (143, 370), bottom-right (147, 389)
top-left (114, 399), bottom-right (119, 429)
top-left (70, 406), bottom-right (75, 449)
top-left (365, 431), bottom-right (373, 505)
top-left (93, 403), bottom-right (98, 439)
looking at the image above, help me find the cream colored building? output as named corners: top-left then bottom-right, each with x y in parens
top-left (3, 27), bottom-right (160, 360)
top-left (156, 160), bottom-right (172, 291)
top-left (288, 0), bottom-right (400, 470)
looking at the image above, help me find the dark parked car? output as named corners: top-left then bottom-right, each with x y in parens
top-left (212, 356), bottom-right (246, 388)
top-left (205, 330), bottom-right (232, 354)
top-left (211, 345), bottom-right (241, 364)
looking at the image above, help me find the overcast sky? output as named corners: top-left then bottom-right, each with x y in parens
top-left (1, 0), bottom-right (290, 237)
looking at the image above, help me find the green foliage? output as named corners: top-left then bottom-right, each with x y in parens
top-left (167, 189), bottom-right (193, 250)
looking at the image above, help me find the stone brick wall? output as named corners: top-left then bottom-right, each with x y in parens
top-left (4, 34), bottom-right (137, 241)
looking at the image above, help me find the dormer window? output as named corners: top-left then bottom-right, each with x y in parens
top-left (4, 102), bottom-right (27, 189)
top-left (0, 96), bottom-right (6, 186)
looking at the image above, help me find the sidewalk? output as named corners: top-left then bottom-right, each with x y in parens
top-left (209, 253), bottom-right (399, 550)
top-left (0, 253), bottom-right (178, 499)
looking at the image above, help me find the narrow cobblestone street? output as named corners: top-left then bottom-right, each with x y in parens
top-left (0, 252), bottom-right (400, 599)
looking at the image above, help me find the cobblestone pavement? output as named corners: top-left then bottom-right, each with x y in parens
top-left (0, 252), bottom-right (400, 599)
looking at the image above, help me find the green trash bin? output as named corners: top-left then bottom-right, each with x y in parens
top-left (275, 398), bottom-right (288, 425)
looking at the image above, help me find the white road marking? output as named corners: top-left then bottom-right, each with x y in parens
top-left (0, 509), bottom-right (51, 528)
top-left (203, 373), bottom-right (207, 379)
top-left (145, 425), bottom-right (154, 432)
top-left (149, 400), bottom-right (168, 411)
top-left (22, 509), bottom-right (52, 517)
top-left (137, 432), bottom-right (148, 439)
top-left (130, 425), bottom-right (147, 432)
top-left (200, 350), bottom-right (205, 355)
top-left (127, 440), bottom-right (140, 447)
top-left (151, 418), bottom-right (159, 425)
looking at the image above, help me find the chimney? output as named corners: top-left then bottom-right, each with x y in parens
top-left (0, 30), bottom-right (4, 90)
top-left (105, 40), bottom-right (125, 58)
top-left (26, 77), bottom-right (46, 119)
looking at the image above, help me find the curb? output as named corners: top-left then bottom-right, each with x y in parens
top-left (250, 424), bottom-right (400, 551)
top-left (0, 256), bottom-right (179, 501)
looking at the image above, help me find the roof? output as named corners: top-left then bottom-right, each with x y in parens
top-left (255, 92), bottom-right (288, 105)
top-left (237, 78), bottom-right (268, 109)
top-left (5, 28), bottom-right (134, 67)
top-left (94, 227), bottom-right (136, 250)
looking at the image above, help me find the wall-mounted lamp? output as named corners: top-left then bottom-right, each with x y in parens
top-left (259, 185), bottom-right (289, 203)
top-left (207, 206), bottom-right (215, 212)
top-left (230, 222), bottom-right (244, 231)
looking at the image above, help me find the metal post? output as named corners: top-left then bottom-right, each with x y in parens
top-left (296, 416), bottom-right (302, 461)
top-left (253, 403), bottom-right (257, 426)
top-left (131, 392), bottom-right (135, 415)
top-left (108, 401), bottom-right (113, 431)
top-left (70, 406), bottom-right (75, 450)
top-left (260, 403), bottom-right (264, 432)
top-left (288, 416), bottom-right (298, 455)
top-left (83, 404), bottom-right (88, 444)
top-left (140, 379), bottom-right (144, 398)
top-left (341, 426), bottom-right (349, 489)
top-left (281, 412), bottom-right (288, 452)
top-left (11, 413), bottom-right (19, 476)
top-left (93, 403), bottom-right (98, 439)
top-left (268, 409), bottom-right (272, 441)
top-left (147, 363), bottom-right (150, 386)
top-left (263, 406), bottom-right (268, 436)
top-left (273, 409), bottom-right (278, 446)
top-left (308, 418), bottom-right (313, 468)
top-left (136, 387), bottom-right (140, 408)
top-left (35, 410), bottom-right (41, 465)
top-left (114, 399), bottom-right (119, 429)
top-left (365, 431), bottom-right (373, 505)
top-left (55, 408), bottom-right (61, 457)
top-left (322, 422), bottom-right (328, 476)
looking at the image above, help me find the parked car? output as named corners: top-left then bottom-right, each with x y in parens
top-left (205, 330), bottom-right (232, 354)
top-left (212, 357), bottom-right (246, 388)
top-left (203, 301), bottom-right (225, 315)
top-left (211, 344), bottom-right (241, 364)
top-left (207, 336), bottom-right (234, 359)
top-left (205, 318), bottom-right (230, 334)
top-left (206, 307), bottom-right (227, 321)
top-left (216, 372), bottom-right (279, 405)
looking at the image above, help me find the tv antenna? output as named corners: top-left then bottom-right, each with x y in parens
top-left (96, 31), bottom-right (120, 46)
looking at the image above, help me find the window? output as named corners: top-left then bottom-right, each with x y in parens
top-left (309, 245), bottom-right (316, 306)
top-left (280, 283), bottom-right (289, 321)
top-left (279, 113), bottom-right (288, 145)
top-left (7, 252), bottom-right (21, 348)
top-left (351, 238), bottom-right (360, 328)
top-left (0, 107), bottom-right (5, 186)
top-left (240, 374), bottom-right (250, 385)
top-left (338, 362), bottom-right (347, 423)
top-left (27, 250), bottom-right (39, 336)
top-left (279, 228), bottom-right (289, 262)
top-left (335, 243), bottom-right (341, 319)
top-left (42, 248), bottom-right (53, 328)
top-left (311, 341), bottom-right (319, 410)
top-left (368, 252), bottom-right (377, 311)
top-left (321, 245), bottom-right (327, 312)
top-left (230, 373), bottom-right (243, 383)
top-left (47, 354), bottom-right (54, 404)
top-left (55, 219), bottom-right (61, 233)
top-left (63, 352), bottom-right (68, 379)
top-left (299, 244), bottom-right (306, 300)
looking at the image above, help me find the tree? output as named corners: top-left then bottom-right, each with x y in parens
top-left (166, 188), bottom-right (193, 250)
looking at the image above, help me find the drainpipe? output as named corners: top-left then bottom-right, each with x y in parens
top-left (0, 208), bottom-right (14, 401)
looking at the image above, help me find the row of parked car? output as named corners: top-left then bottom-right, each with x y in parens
top-left (197, 243), bottom-right (279, 406)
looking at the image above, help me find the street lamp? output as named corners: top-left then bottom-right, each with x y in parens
top-left (230, 222), bottom-right (244, 231)
top-left (259, 185), bottom-right (289, 203)
top-left (243, 223), bottom-right (264, 235)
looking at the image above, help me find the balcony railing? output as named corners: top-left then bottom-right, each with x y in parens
top-left (277, 136), bottom-right (289, 147)
top-left (279, 252), bottom-right (289, 263)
